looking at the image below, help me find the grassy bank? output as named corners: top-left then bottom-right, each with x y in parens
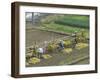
top-left (40, 15), bottom-right (89, 33)
top-left (41, 23), bottom-right (88, 33)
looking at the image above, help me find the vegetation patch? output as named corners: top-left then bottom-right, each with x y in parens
top-left (40, 15), bottom-right (89, 35)
top-left (46, 42), bottom-right (58, 52)
top-left (41, 23), bottom-right (86, 34)
top-left (75, 43), bottom-right (88, 50)
top-left (62, 48), bottom-right (73, 54)
top-left (42, 54), bottom-right (52, 59)
top-left (54, 15), bottom-right (89, 29)
top-left (28, 57), bottom-right (40, 64)
top-left (63, 39), bottom-right (72, 47)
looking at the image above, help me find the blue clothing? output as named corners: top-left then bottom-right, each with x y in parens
top-left (59, 41), bottom-right (64, 49)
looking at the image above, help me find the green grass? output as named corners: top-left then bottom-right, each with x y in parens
top-left (41, 23), bottom-right (88, 34)
top-left (39, 14), bottom-right (89, 37)
top-left (55, 15), bottom-right (89, 28)
top-left (40, 15), bottom-right (89, 29)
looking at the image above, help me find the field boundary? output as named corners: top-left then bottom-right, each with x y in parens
top-left (67, 55), bottom-right (89, 65)
top-left (26, 27), bottom-right (71, 36)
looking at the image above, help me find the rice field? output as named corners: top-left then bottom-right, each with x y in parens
top-left (25, 13), bottom-right (89, 67)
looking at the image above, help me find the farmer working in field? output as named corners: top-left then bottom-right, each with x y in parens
top-left (58, 40), bottom-right (64, 50)
top-left (72, 31), bottom-right (77, 48)
top-left (37, 48), bottom-right (44, 58)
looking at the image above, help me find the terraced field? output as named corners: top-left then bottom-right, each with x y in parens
top-left (25, 14), bottom-right (89, 67)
